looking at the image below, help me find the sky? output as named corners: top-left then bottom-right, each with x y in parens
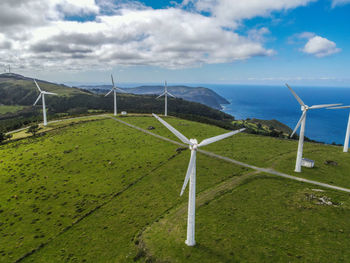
top-left (0, 0), bottom-right (349, 86)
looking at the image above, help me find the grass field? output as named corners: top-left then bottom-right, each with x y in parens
top-left (7, 115), bottom-right (107, 140)
top-left (0, 105), bottom-right (25, 115)
top-left (1, 115), bottom-right (350, 262)
top-left (120, 116), bottom-right (350, 188)
top-left (142, 175), bottom-right (350, 262)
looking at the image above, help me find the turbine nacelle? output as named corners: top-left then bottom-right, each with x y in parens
top-left (189, 139), bottom-right (198, 150)
top-left (301, 105), bottom-right (309, 111)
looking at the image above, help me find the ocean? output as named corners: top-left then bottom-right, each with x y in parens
top-left (204, 84), bottom-right (350, 145)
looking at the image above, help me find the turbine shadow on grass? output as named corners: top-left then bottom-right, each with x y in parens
top-left (15, 151), bottom-right (184, 263)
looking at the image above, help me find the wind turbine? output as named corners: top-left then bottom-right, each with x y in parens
top-left (105, 74), bottom-right (125, 116)
top-left (156, 81), bottom-right (175, 117)
top-left (286, 83), bottom-right (341, 172)
top-left (33, 79), bottom-right (57, 126)
top-left (153, 113), bottom-right (245, 246)
top-left (327, 105), bottom-right (350, 152)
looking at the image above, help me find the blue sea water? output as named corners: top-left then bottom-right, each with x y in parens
top-left (204, 84), bottom-right (350, 145)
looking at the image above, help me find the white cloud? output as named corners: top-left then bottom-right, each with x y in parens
top-left (247, 27), bottom-right (271, 42)
top-left (302, 35), bottom-right (341, 57)
top-left (0, 0), bottom-right (315, 71)
top-left (331, 0), bottom-right (350, 7)
top-left (296, 32), bottom-right (316, 39)
top-left (183, 0), bottom-right (317, 27)
top-left (0, 1), bottom-right (278, 71)
top-left (55, 0), bottom-right (99, 15)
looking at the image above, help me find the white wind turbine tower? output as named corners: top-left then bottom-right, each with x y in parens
top-left (156, 81), bottom-right (175, 116)
top-left (286, 83), bottom-right (341, 172)
top-left (33, 79), bottom-right (57, 126)
top-left (105, 74), bottom-right (125, 116)
top-left (327, 105), bottom-right (350, 152)
top-left (153, 113), bottom-right (245, 246)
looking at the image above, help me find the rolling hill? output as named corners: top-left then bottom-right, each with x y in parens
top-left (1, 115), bottom-right (350, 262)
top-left (0, 73), bottom-right (294, 142)
top-left (0, 73), bottom-right (87, 105)
top-left (0, 73), bottom-right (234, 133)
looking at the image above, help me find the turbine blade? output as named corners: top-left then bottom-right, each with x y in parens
top-left (152, 113), bottom-right (191, 144)
top-left (291, 111), bottom-right (307, 137)
top-left (33, 94), bottom-right (42, 106)
top-left (167, 92), bottom-right (176, 98)
top-left (286, 83), bottom-right (305, 106)
top-left (111, 74), bottom-right (115, 88)
top-left (43, 92), bottom-right (57, 95)
top-left (33, 79), bottom-right (42, 92)
top-left (198, 128), bottom-right (246, 147)
top-left (115, 87), bottom-right (126, 93)
top-left (310, 103), bottom-right (342, 109)
top-left (180, 150), bottom-right (196, 196)
top-left (156, 92), bottom-right (166, 99)
top-left (105, 89), bottom-right (113, 97)
top-left (327, 105), bottom-right (350, 110)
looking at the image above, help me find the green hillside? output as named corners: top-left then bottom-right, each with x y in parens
top-left (0, 74), bottom-right (234, 133)
top-left (1, 116), bottom-right (350, 262)
top-left (0, 73), bottom-right (87, 105)
top-left (0, 105), bottom-right (25, 114)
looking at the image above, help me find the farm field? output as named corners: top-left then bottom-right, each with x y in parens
top-left (1, 116), bottom-right (350, 262)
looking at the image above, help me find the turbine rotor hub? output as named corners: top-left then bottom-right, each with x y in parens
top-left (189, 139), bottom-right (198, 151)
top-left (301, 105), bottom-right (309, 111)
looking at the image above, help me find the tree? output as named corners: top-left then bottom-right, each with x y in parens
top-left (27, 125), bottom-right (39, 136)
top-left (257, 123), bottom-right (262, 130)
top-left (0, 132), bottom-right (12, 144)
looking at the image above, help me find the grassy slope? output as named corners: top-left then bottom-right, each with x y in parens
top-left (1, 116), bottom-right (350, 262)
top-left (142, 175), bottom-right (350, 262)
top-left (0, 117), bottom-right (249, 262)
top-left (121, 116), bottom-right (350, 188)
top-left (8, 115), bottom-right (107, 140)
top-left (0, 77), bottom-right (85, 97)
top-left (232, 119), bottom-right (292, 136)
top-left (0, 105), bottom-right (25, 115)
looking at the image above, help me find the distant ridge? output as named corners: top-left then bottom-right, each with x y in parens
top-left (80, 84), bottom-right (230, 110)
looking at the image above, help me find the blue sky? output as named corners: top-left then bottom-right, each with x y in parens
top-left (0, 0), bottom-right (349, 86)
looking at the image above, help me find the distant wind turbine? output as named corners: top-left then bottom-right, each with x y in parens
top-left (286, 83), bottom-right (341, 172)
top-left (327, 105), bottom-right (350, 152)
top-left (105, 74), bottom-right (125, 116)
top-left (33, 79), bottom-right (57, 126)
top-left (153, 113), bottom-right (245, 246)
top-left (156, 81), bottom-right (175, 116)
